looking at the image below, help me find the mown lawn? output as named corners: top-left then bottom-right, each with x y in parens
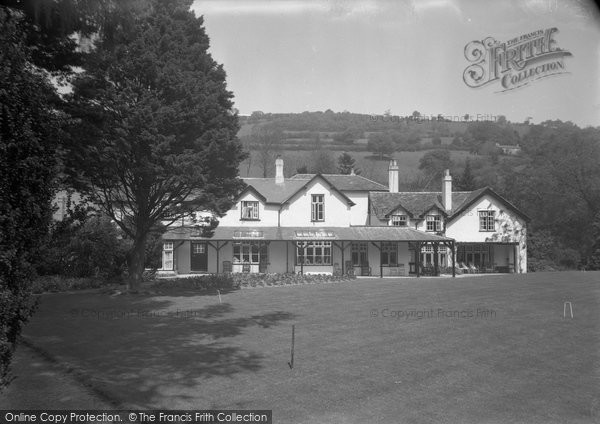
top-left (21, 272), bottom-right (600, 423)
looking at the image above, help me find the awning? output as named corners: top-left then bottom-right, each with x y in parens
top-left (162, 226), bottom-right (453, 242)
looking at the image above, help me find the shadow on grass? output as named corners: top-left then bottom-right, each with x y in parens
top-left (25, 293), bottom-right (295, 408)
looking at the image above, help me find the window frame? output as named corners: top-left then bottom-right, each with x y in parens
top-left (478, 210), bottom-right (496, 232)
top-left (391, 214), bottom-right (407, 227)
top-left (162, 242), bottom-right (174, 271)
top-left (426, 215), bottom-right (442, 232)
top-left (296, 241), bottom-right (332, 266)
top-left (233, 241), bottom-right (265, 264)
top-left (240, 200), bottom-right (260, 221)
top-left (380, 242), bottom-right (398, 266)
top-left (351, 242), bottom-right (368, 266)
top-left (311, 194), bottom-right (325, 222)
top-left (192, 242), bottom-right (206, 254)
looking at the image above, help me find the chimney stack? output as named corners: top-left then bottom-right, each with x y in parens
top-left (275, 156), bottom-right (284, 184)
top-left (388, 159), bottom-right (399, 193)
top-left (442, 169), bottom-right (452, 211)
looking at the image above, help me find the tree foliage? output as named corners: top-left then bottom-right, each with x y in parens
top-left (337, 152), bottom-right (360, 175)
top-left (367, 132), bottom-right (395, 159)
top-left (0, 7), bottom-right (64, 389)
top-left (65, 0), bottom-right (246, 289)
top-left (252, 126), bottom-right (282, 178)
top-left (418, 149), bottom-right (453, 187)
top-left (37, 203), bottom-right (130, 280)
top-left (309, 150), bottom-right (335, 174)
top-left (455, 158), bottom-right (476, 191)
top-left (493, 120), bottom-right (600, 269)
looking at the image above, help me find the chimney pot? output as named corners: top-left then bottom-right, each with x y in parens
top-left (275, 156), bottom-right (284, 184)
top-left (388, 159), bottom-right (399, 193)
top-left (442, 169), bottom-right (452, 211)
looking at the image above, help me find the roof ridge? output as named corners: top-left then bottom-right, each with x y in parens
top-left (371, 191), bottom-right (475, 194)
top-left (353, 174), bottom-right (388, 187)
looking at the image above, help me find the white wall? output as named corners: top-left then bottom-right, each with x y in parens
top-left (218, 191), bottom-right (280, 227)
top-left (385, 206), bottom-right (418, 229)
top-left (446, 195), bottom-right (526, 243)
top-left (414, 207), bottom-right (443, 232)
top-left (346, 192), bottom-right (369, 225)
top-left (446, 194), bottom-right (527, 273)
top-left (280, 179), bottom-right (352, 227)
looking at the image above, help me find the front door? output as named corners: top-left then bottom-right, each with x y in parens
top-left (191, 242), bottom-right (208, 272)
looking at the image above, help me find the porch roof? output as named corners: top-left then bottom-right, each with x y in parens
top-left (162, 226), bottom-right (453, 242)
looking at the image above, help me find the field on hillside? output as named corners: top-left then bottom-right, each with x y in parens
top-left (19, 272), bottom-right (600, 423)
top-left (240, 149), bottom-right (475, 185)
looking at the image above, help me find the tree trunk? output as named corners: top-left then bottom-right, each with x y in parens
top-left (126, 233), bottom-right (148, 292)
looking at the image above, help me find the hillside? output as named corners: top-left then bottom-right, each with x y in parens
top-left (237, 115), bottom-right (600, 272)
top-left (238, 110), bottom-right (531, 153)
top-left (236, 110), bottom-right (531, 186)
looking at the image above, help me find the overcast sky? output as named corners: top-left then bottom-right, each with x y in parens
top-left (192, 0), bottom-right (600, 127)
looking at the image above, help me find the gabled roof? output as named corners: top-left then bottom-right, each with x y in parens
top-left (280, 174), bottom-right (355, 206)
top-left (235, 185), bottom-right (267, 203)
top-left (239, 178), bottom-right (307, 204)
top-left (371, 191), bottom-right (464, 219)
top-left (288, 173), bottom-right (388, 191)
top-left (370, 187), bottom-right (529, 222)
top-left (447, 187), bottom-right (531, 223)
top-left (240, 174), bottom-right (356, 206)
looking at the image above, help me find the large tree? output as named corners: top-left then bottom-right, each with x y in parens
top-left (66, 0), bottom-right (246, 290)
top-left (418, 149), bottom-right (453, 188)
top-left (455, 158), bottom-right (476, 191)
top-left (367, 132), bottom-right (395, 160)
top-left (337, 152), bottom-right (360, 175)
top-left (251, 125), bottom-right (282, 178)
top-left (0, 7), bottom-right (65, 389)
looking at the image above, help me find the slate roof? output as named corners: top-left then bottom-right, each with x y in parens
top-left (288, 174), bottom-right (388, 191)
top-left (240, 178), bottom-right (308, 204)
top-left (236, 175), bottom-right (529, 223)
top-left (369, 187), bottom-right (529, 222)
top-left (370, 191), bottom-right (471, 219)
top-left (240, 174), bottom-right (377, 206)
top-left (163, 225), bottom-right (452, 242)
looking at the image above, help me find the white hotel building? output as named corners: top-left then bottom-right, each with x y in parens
top-left (160, 158), bottom-right (528, 277)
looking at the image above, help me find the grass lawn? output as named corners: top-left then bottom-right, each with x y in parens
top-left (21, 272), bottom-right (600, 423)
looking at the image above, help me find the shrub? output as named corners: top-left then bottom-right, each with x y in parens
top-left (31, 276), bottom-right (105, 294)
top-left (38, 214), bottom-right (129, 281)
top-left (527, 258), bottom-right (559, 272)
top-left (152, 274), bottom-right (239, 291)
top-left (153, 273), bottom-right (356, 291)
top-left (231, 272), bottom-right (355, 288)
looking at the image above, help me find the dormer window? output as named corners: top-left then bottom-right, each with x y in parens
top-left (391, 214), bottom-right (407, 226)
top-left (241, 201), bottom-right (259, 220)
top-left (426, 215), bottom-right (442, 232)
top-left (311, 194), bottom-right (324, 221)
top-left (479, 210), bottom-right (496, 231)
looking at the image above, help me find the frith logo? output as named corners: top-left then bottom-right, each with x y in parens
top-left (463, 28), bottom-right (572, 91)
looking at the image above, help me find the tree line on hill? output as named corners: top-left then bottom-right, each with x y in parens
top-left (241, 110), bottom-right (525, 160)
